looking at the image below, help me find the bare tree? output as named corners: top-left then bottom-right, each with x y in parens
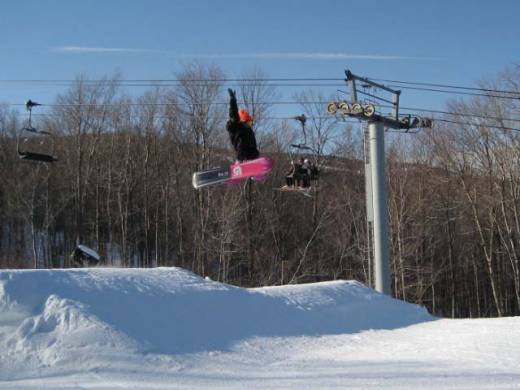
top-left (53, 75), bottom-right (119, 252)
top-left (176, 62), bottom-right (226, 275)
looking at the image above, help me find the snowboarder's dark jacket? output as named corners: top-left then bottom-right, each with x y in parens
top-left (226, 94), bottom-right (259, 162)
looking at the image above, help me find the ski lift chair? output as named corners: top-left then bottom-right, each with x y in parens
top-left (17, 100), bottom-right (58, 163)
top-left (277, 114), bottom-right (321, 193)
top-left (17, 128), bottom-right (58, 162)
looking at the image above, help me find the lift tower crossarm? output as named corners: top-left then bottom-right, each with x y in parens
top-left (345, 70), bottom-right (401, 122)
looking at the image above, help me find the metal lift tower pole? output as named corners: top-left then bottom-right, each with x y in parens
top-left (368, 120), bottom-right (391, 295)
top-left (328, 69), bottom-right (432, 295)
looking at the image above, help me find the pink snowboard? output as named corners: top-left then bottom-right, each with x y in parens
top-left (227, 157), bottom-right (274, 186)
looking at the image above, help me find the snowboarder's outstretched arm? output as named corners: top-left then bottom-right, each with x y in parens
top-left (228, 88), bottom-right (239, 122)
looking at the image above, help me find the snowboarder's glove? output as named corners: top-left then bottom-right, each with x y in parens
top-left (228, 88), bottom-right (236, 99)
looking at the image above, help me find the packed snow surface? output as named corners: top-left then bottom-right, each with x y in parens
top-left (0, 267), bottom-right (519, 389)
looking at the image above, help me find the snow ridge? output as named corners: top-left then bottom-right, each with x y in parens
top-left (0, 267), bottom-right (436, 386)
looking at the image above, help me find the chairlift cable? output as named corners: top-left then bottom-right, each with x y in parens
top-left (370, 78), bottom-right (520, 95)
top-left (1, 76), bottom-right (519, 96)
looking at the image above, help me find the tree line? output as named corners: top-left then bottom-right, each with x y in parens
top-left (1, 63), bottom-right (520, 318)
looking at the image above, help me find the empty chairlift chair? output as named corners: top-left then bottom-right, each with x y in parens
top-left (17, 100), bottom-right (58, 163)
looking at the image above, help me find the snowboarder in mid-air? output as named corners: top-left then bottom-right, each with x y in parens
top-left (191, 89), bottom-right (273, 189)
top-left (226, 88), bottom-right (259, 162)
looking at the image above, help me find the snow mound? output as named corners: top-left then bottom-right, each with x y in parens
top-left (15, 294), bottom-right (132, 347)
top-left (257, 280), bottom-right (431, 333)
top-left (1, 294), bottom-right (139, 380)
top-left (0, 267), bottom-right (433, 378)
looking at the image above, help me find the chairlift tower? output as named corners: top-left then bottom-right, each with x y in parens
top-left (328, 70), bottom-right (432, 295)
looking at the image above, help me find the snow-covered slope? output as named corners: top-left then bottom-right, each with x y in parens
top-left (0, 267), bottom-right (519, 389)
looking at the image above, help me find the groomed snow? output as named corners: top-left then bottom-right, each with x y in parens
top-left (0, 267), bottom-right (519, 389)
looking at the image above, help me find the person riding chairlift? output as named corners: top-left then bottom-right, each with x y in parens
top-left (285, 157), bottom-right (313, 189)
top-left (301, 158), bottom-right (312, 188)
top-left (285, 160), bottom-right (300, 187)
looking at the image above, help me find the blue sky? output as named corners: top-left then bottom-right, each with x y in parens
top-left (1, 0), bottom-right (519, 117)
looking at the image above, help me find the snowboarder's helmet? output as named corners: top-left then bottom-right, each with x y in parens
top-left (239, 109), bottom-right (252, 123)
